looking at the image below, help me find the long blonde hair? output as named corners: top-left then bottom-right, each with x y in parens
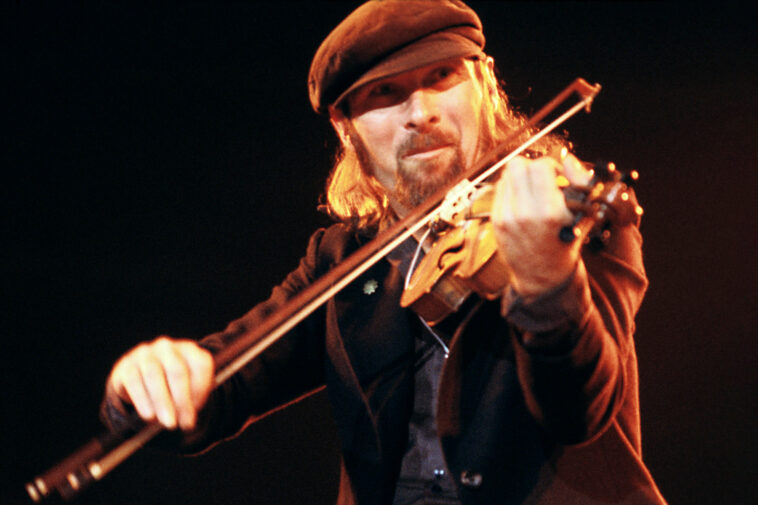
top-left (321, 56), bottom-right (566, 231)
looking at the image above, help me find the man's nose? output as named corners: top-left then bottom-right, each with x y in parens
top-left (404, 89), bottom-right (440, 131)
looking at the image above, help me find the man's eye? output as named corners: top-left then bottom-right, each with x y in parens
top-left (427, 66), bottom-right (457, 85)
top-left (370, 84), bottom-right (396, 97)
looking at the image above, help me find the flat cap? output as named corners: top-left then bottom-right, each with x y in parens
top-left (308, 0), bottom-right (485, 114)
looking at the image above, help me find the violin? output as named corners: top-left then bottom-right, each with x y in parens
top-left (400, 158), bottom-right (643, 325)
top-left (26, 78), bottom-right (616, 502)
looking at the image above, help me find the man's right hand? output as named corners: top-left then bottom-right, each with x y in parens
top-left (105, 336), bottom-right (215, 431)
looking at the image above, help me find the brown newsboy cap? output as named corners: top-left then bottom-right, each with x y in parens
top-left (308, 0), bottom-right (485, 114)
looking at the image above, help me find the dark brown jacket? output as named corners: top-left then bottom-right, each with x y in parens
top-left (175, 217), bottom-right (665, 505)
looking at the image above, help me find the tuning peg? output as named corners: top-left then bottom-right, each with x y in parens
top-left (621, 170), bottom-right (639, 187)
top-left (592, 160), bottom-right (617, 182)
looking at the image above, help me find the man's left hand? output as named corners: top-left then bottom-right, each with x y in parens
top-left (491, 152), bottom-right (592, 298)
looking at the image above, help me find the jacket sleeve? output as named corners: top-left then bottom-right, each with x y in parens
top-left (502, 213), bottom-right (648, 445)
top-left (189, 227), bottom-right (334, 449)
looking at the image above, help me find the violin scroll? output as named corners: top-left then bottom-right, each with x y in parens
top-left (560, 161), bottom-right (643, 249)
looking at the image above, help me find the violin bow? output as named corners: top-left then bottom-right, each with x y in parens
top-left (26, 78), bottom-right (601, 503)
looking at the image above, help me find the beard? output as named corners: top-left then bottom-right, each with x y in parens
top-left (395, 130), bottom-right (466, 208)
top-left (348, 125), bottom-right (466, 209)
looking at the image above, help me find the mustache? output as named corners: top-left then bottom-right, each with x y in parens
top-left (398, 130), bottom-right (457, 158)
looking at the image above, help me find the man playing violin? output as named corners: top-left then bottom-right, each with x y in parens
top-left (102, 1), bottom-right (666, 504)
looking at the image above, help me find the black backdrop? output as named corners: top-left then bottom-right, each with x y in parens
top-left (4, 2), bottom-right (756, 504)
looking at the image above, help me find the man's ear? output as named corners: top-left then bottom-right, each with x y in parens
top-left (329, 106), bottom-right (350, 145)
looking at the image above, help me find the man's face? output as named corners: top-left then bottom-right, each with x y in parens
top-left (341, 57), bottom-right (488, 211)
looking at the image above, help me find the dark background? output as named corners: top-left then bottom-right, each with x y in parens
top-left (3, 2), bottom-right (756, 504)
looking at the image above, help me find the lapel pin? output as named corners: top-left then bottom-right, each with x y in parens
top-left (362, 279), bottom-right (378, 295)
